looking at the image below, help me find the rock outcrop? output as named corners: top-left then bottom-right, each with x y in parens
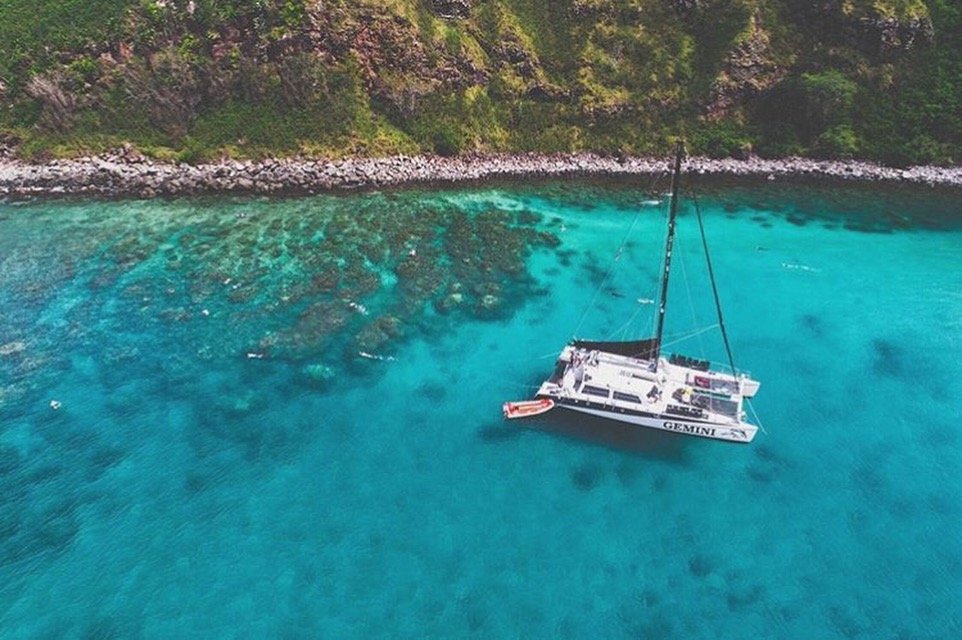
top-left (431, 0), bottom-right (471, 19)
top-left (811, 0), bottom-right (934, 59)
top-left (671, 0), bottom-right (708, 11)
top-left (24, 72), bottom-right (78, 132)
top-left (857, 13), bottom-right (934, 58)
top-left (705, 14), bottom-right (784, 120)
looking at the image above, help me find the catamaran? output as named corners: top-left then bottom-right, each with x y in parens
top-left (503, 143), bottom-right (762, 443)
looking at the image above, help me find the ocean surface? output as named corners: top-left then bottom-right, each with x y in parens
top-left (0, 179), bottom-right (960, 638)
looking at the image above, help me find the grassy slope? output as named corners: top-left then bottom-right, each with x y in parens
top-left (0, 0), bottom-right (957, 164)
top-left (0, 0), bottom-right (135, 74)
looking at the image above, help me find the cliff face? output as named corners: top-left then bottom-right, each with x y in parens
top-left (0, 0), bottom-right (956, 164)
top-left (704, 11), bottom-right (784, 123)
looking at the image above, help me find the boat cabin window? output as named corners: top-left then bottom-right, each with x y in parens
top-left (612, 391), bottom-right (642, 404)
top-left (692, 393), bottom-right (739, 417)
top-left (581, 385), bottom-right (610, 399)
top-left (712, 379), bottom-right (738, 395)
top-left (691, 376), bottom-right (739, 396)
top-left (667, 404), bottom-right (704, 419)
top-left (670, 353), bottom-right (710, 372)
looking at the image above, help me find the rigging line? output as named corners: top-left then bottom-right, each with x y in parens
top-left (660, 323), bottom-right (721, 349)
top-left (747, 399), bottom-right (769, 435)
top-left (673, 226), bottom-right (707, 359)
top-left (571, 220), bottom-right (638, 338)
top-left (608, 313), bottom-right (633, 342)
top-left (690, 185), bottom-right (739, 381)
top-left (571, 170), bottom-right (669, 339)
top-left (605, 303), bottom-right (648, 341)
top-left (625, 301), bottom-right (650, 341)
top-left (615, 290), bottom-right (658, 341)
top-left (502, 348), bottom-right (568, 363)
top-left (662, 324), bottom-right (716, 340)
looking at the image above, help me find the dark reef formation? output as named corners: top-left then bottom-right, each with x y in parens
top-left (0, 190), bottom-right (566, 475)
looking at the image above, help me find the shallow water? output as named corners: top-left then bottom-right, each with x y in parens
top-left (1, 181), bottom-right (960, 638)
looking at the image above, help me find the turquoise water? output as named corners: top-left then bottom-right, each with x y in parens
top-left (0, 181), bottom-right (960, 638)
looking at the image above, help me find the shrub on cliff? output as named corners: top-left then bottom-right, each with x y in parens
top-left (798, 71), bottom-right (858, 139)
top-left (691, 121), bottom-right (754, 159)
top-left (121, 46), bottom-right (204, 138)
top-left (814, 125), bottom-right (860, 159)
top-left (752, 69), bottom-right (859, 155)
top-left (430, 125), bottom-right (465, 157)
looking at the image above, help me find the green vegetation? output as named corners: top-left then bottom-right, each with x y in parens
top-left (0, 0), bottom-right (959, 164)
top-left (0, 0), bottom-right (136, 85)
top-left (855, 0), bottom-right (961, 164)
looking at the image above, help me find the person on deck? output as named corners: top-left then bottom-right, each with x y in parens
top-left (646, 385), bottom-right (661, 403)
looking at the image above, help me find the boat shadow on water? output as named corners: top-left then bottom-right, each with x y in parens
top-left (520, 411), bottom-right (690, 462)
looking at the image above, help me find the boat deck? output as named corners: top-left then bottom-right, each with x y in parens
top-left (538, 345), bottom-right (754, 426)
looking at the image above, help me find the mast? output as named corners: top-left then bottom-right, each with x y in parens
top-left (653, 141), bottom-right (684, 362)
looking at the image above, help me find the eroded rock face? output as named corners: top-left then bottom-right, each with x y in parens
top-left (267, 5), bottom-right (486, 116)
top-left (806, 1), bottom-right (934, 60)
top-left (671, 0), bottom-right (707, 11)
top-left (0, 125), bottom-right (16, 158)
top-left (24, 72), bottom-right (78, 132)
top-left (494, 34), bottom-right (541, 79)
top-left (858, 14), bottom-right (933, 58)
top-left (432, 0), bottom-right (470, 19)
top-left (705, 13), bottom-right (784, 121)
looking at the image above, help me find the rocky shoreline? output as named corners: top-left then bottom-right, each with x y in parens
top-left (1, 151), bottom-right (961, 198)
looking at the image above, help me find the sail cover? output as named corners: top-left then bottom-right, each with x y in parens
top-left (572, 338), bottom-right (659, 360)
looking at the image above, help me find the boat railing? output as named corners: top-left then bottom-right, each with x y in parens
top-left (704, 360), bottom-right (752, 380)
top-left (592, 350), bottom-right (654, 373)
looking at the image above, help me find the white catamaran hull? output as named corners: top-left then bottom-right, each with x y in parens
top-left (513, 143), bottom-right (764, 444)
top-left (553, 401), bottom-right (757, 443)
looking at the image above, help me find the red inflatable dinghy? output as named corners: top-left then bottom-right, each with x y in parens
top-left (502, 398), bottom-right (554, 420)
